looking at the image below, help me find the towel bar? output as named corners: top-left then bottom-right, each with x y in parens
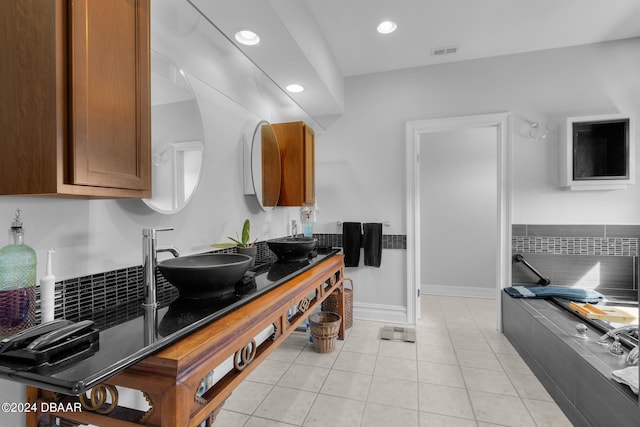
top-left (336, 220), bottom-right (391, 227)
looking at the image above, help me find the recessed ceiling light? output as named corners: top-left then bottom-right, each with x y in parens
top-left (234, 30), bottom-right (260, 46)
top-left (286, 84), bottom-right (304, 93)
top-left (377, 20), bottom-right (397, 34)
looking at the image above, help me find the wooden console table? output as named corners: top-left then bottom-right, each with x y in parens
top-left (27, 254), bottom-right (345, 426)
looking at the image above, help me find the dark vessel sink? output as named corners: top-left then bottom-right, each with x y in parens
top-left (267, 237), bottom-right (317, 261)
top-left (157, 253), bottom-right (252, 299)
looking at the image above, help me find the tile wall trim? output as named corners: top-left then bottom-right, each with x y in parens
top-left (314, 233), bottom-right (407, 250)
top-left (512, 224), bottom-right (639, 257)
top-left (512, 224), bottom-right (640, 238)
top-left (512, 236), bottom-right (638, 257)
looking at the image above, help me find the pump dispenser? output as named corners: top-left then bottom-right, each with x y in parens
top-left (0, 209), bottom-right (37, 338)
top-left (40, 249), bottom-right (56, 322)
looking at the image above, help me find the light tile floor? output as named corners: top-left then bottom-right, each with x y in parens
top-left (216, 295), bottom-right (573, 426)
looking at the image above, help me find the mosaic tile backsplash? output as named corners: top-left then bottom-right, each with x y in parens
top-left (35, 266), bottom-right (178, 328)
top-left (513, 236), bottom-right (637, 257)
top-left (314, 233), bottom-right (407, 250)
top-left (35, 234), bottom-right (406, 326)
top-left (512, 224), bottom-right (639, 257)
top-left (512, 224), bottom-right (639, 299)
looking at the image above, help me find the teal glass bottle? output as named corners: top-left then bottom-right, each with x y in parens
top-left (0, 209), bottom-right (36, 338)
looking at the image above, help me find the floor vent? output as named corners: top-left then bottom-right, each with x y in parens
top-left (380, 326), bottom-right (416, 342)
top-left (430, 45), bottom-right (459, 57)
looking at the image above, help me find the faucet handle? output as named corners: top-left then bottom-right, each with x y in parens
top-left (155, 227), bottom-right (174, 234)
top-left (626, 346), bottom-right (639, 366)
top-left (143, 227), bottom-right (174, 238)
top-left (609, 336), bottom-right (625, 356)
top-left (575, 323), bottom-right (588, 340)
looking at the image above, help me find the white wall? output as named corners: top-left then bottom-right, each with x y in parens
top-left (420, 128), bottom-right (497, 297)
top-left (315, 38), bottom-right (640, 316)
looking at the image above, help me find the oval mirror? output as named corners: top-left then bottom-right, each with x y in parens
top-left (251, 121), bottom-right (281, 211)
top-left (144, 51), bottom-right (205, 214)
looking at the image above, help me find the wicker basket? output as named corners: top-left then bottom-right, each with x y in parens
top-left (309, 312), bottom-right (342, 353)
top-left (321, 278), bottom-right (353, 329)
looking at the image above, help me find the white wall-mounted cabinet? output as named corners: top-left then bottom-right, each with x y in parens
top-left (560, 113), bottom-right (635, 190)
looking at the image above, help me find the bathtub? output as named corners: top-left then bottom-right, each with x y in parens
top-left (502, 291), bottom-right (640, 427)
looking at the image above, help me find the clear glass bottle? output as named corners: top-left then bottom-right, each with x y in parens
top-left (0, 209), bottom-right (36, 338)
top-left (300, 204), bottom-right (316, 238)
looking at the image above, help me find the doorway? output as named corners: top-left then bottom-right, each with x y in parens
top-left (405, 113), bottom-right (512, 329)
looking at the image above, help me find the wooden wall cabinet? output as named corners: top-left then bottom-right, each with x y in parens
top-left (0, 0), bottom-right (151, 198)
top-left (272, 121), bottom-right (315, 206)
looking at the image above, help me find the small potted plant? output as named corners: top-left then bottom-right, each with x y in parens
top-left (212, 219), bottom-right (257, 266)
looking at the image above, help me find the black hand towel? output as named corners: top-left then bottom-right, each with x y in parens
top-left (363, 223), bottom-right (383, 267)
top-left (342, 222), bottom-right (362, 267)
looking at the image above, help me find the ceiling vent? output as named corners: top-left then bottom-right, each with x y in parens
top-left (430, 46), bottom-right (459, 57)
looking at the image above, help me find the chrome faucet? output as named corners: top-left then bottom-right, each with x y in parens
top-left (627, 346), bottom-right (639, 365)
top-left (142, 228), bottom-right (179, 308)
top-left (597, 324), bottom-right (639, 365)
top-left (291, 220), bottom-right (297, 237)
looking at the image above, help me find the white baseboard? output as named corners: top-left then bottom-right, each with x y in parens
top-left (353, 302), bottom-right (408, 324)
top-left (421, 284), bottom-right (496, 299)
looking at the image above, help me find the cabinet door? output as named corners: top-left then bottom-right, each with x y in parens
top-left (0, 0), bottom-right (61, 196)
top-left (70, 0), bottom-right (150, 191)
top-left (303, 125), bottom-right (315, 205)
top-left (274, 121), bottom-right (315, 206)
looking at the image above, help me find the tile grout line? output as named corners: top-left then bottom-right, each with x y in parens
top-left (357, 333), bottom-right (379, 427)
top-left (466, 296), bottom-right (540, 427)
top-left (450, 298), bottom-right (481, 425)
top-left (300, 336), bottom-right (347, 427)
top-left (225, 296), bottom-right (568, 426)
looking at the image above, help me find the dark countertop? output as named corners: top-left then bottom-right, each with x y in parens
top-left (0, 250), bottom-right (340, 394)
top-left (503, 292), bottom-right (637, 384)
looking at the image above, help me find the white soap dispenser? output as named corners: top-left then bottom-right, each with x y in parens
top-left (40, 249), bottom-right (56, 323)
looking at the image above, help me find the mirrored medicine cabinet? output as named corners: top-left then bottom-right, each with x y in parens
top-left (244, 121), bottom-right (281, 211)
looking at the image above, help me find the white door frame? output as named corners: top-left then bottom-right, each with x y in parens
top-left (405, 112), bottom-right (512, 328)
